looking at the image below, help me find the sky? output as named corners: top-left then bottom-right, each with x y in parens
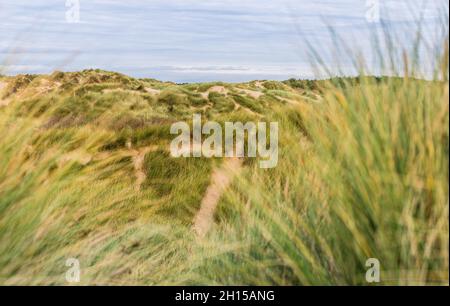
top-left (0, 0), bottom-right (446, 82)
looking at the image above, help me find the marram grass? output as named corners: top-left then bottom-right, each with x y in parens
top-left (0, 33), bottom-right (448, 285)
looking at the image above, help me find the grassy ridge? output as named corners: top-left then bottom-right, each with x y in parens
top-left (0, 70), bottom-right (301, 284)
top-left (0, 53), bottom-right (448, 285)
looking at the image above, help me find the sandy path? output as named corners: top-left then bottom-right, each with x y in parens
top-left (200, 85), bottom-right (229, 99)
top-left (57, 144), bottom-right (160, 191)
top-left (132, 145), bottom-right (159, 191)
top-left (144, 87), bottom-right (161, 95)
top-left (193, 157), bottom-right (243, 238)
top-left (240, 88), bottom-right (264, 99)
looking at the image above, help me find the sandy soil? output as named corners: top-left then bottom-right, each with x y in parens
top-left (240, 88), bottom-right (264, 99)
top-left (145, 87), bottom-right (162, 95)
top-left (131, 145), bottom-right (160, 191)
top-left (193, 157), bottom-right (243, 238)
top-left (200, 85), bottom-right (229, 99)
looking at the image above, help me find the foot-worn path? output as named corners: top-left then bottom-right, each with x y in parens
top-left (132, 145), bottom-right (159, 191)
top-left (193, 157), bottom-right (243, 238)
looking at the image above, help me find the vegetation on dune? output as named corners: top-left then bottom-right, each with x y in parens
top-left (0, 19), bottom-right (449, 285)
top-left (0, 69), bottom-right (297, 284)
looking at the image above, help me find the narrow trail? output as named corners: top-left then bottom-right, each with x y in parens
top-left (144, 87), bottom-right (162, 95)
top-left (193, 157), bottom-right (243, 238)
top-left (240, 88), bottom-right (264, 99)
top-left (55, 142), bottom-right (160, 192)
top-left (200, 85), bottom-right (229, 99)
top-left (132, 145), bottom-right (159, 191)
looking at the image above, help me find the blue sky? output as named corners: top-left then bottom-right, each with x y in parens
top-left (0, 0), bottom-right (446, 82)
